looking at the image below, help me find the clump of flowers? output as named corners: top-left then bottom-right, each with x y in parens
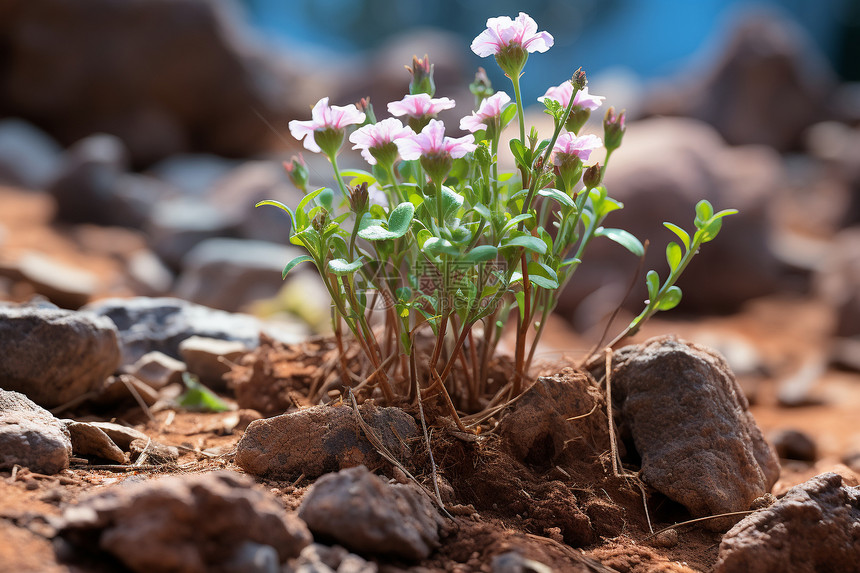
top-left (259, 12), bottom-right (736, 427)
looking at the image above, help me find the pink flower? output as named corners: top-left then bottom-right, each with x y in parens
top-left (396, 119), bottom-right (476, 161)
top-left (387, 94), bottom-right (456, 119)
top-left (538, 84), bottom-right (604, 112)
top-left (397, 120), bottom-right (477, 187)
top-left (471, 12), bottom-right (554, 58)
top-left (288, 97), bottom-right (366, 154)
top-left (348, 118), bottom-right (413, 165)
top-left (552, 133), bottom-right (603, 165)
top-left (459, 92), bottom-right (512, 133)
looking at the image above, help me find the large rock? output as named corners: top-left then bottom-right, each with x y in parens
top-left (0, 306), bottom-right (121, 407)
top-left (496, 369), bottom-right (609, 467)
top-left (610, 336), bottom-right (780, 526)
top-left (175, 238), bottom-right (304, 313)
top-left (47, 134), bottom-right (177, 228)
top-left (298, 465), bottom-right (442, 561)
top-left (715, 473), bottom-right (860, 572)
top-left (0, 0), bottom-right (296, 166)
top-left (81, 296), bottom-right (305, 367)
top-left (59, 471), bottom-right (312, 573)
top-left (644, 11), bottom-right (836, 151)
top-left (815, 227), bottom-right (860, 339)
top-left (236, 402), bottom-right (420, 479)
top-left (557, 117), bottom-right (782, 326)
top-left (0, 389), bottom-right (71, 474)
top-left (0, 118), bottom-right (63, 190)
top-left (13, 251), bottom-right (100, 309)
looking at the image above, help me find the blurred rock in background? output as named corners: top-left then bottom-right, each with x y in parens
top-left (0, 0), bottom-right (299, 167)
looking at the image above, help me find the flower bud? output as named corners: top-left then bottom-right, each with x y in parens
top-left (583, 163), bottom-right (602, 190)
top-left (348, 182), bottom-right (369, 214)
top-left (283, 154), bottom-right (309, 191)
top-left (554, 156), bottom-right (583, 194)
top-left (469, 67), bottom-right (494, 107)
top-left (312, 211), bottom-right (328, 232)
top-left (407, 54), bottom-right (435, 97)
top-left (357, 97), bottom-right (377, 125)
top-left (572, 67), bottom-right (587, 92)
top-left (604, 107), bottom-right (626, 152)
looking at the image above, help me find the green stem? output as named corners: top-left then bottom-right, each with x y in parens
top-left (387, 163), bottom-right (404, 203)
top-left (329, 153), bottom-right (348, 198)
top-left (510, 72), bottom-right (525, 145)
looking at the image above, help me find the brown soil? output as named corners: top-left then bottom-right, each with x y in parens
top-left (2, 184), bottom-right (860, 572)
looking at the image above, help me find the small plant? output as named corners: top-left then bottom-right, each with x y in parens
top-left (258, 12), bottom-right (736, 427)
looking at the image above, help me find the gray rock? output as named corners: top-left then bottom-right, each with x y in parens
top-left (0, 118), bottom-right (63, 190)
top-left (0, 389), bottom-right (71, 474)
top-left (288, 544), bottom-right (378, 573)
top-left (64, 420), bottom-right (127, 464)
top-left (126, 351), bottom-right (186, 390)
top-left (81, 296), bottom-right (303, 367)
top-left (298, 466), bottom-right (442, 561)
top-left (148, 153), bottom-right (239, 197)
top-left (611, 336), bottom-right (780, 527)
top-left (14, 251), bottom-right (99, 309)
top-left (175, 238), bottom-right (304, 313)
top-left (0, 306), bottom-right (121, 408)
top-left (83, 421), bottom-right (148, 450)
top-left (715, 473), bottom-right (860, 572)
top-left (179, 336), bottom-right (248, 391)
top-left (236, 403), bottom-right (420, 480)
top-left (145, 197), bottom-right (240, 270)
top-left (59, 470), bottom-right (312, 573)
top-left (0, 0), bottom-right (297, 165)
top-left (769, 428), bottom-right (818, 462)
top-left (557, 117), bottom-right (782, 325)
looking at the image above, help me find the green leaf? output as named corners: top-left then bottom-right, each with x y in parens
top-left (713, 208), bottom-right (739, 220)
top-left (340, 169), bottom-right (377, 187)
top-left (697, 217), bottom-right (723, 243)
top-left (282, 255), bottom-right (314, 279)
top-left (461, 245), bottom-right (498, 263)
top-left (596, 228), bottom-right (644, 257)
top-left (297, 187), bottom-right (325, 214)
top-left (255, 200), bottom-right (296, 227)
top-left (423, 237), bottom-right (461, 257)
top-left (509, 139), bottom-right (528, 168)
top-left (500, 103), bottom-right (517, 128)
top-left (559, 257), bottom-right (581, 269)
top-left (416, 229), bottom-right (432, 249)
top-left (646, 270), bottom-right (660, 302)
top-left (387, 201), bottom-right (416, 236)
top-left (500, 213), bottom-right (533, 236)
top-left (663, 222), bottom-right (691, 252)
top-left (695, 200), bottom-right (714, 224)
top-left (538, 188), bottom-right (576, 209)
top-left (666, 241), bottom-right (682, 272)
top-left (656, 285), bottom-right (683, 310)
top-left (176, 373), bottom-right (231, 412)
top-left (327, 257), bottom-right (364, 275)
top-left (501, 234), bottom-right (547, 255)
top-left (358, 201), bottom-right (415, 241)
top-left (440, 187), bottom-right (465, 218)
top-left (527, 261), bottom-right (559, 289)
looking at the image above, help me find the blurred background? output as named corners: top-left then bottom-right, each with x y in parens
top-left (1, 0), bottom-right (859, 357)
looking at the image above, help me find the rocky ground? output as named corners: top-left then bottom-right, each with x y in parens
top-left (2, 179), bottom-right (860, 572)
